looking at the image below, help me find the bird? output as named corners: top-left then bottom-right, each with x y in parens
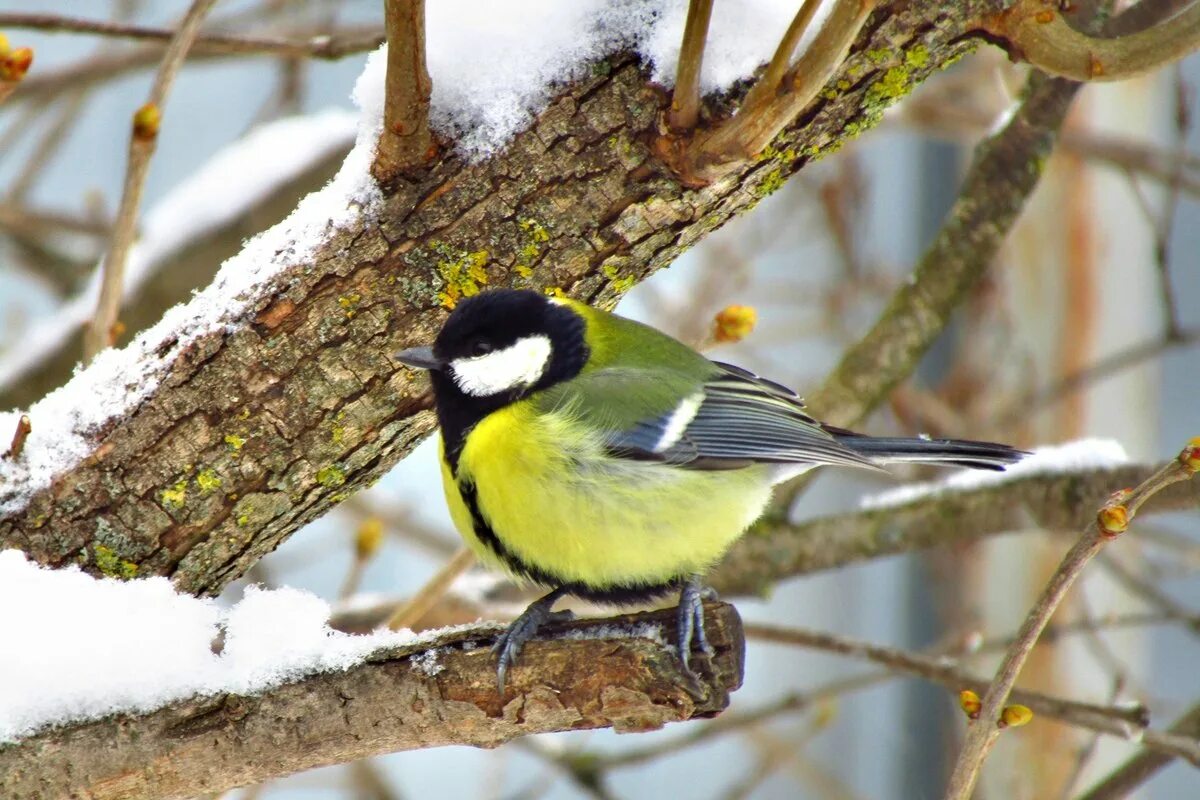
top-left (394, 288), bottom-right (1025, 692)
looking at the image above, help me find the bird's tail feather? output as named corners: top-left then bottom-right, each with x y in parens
top-left (831, 433), bottom-right (1026, 472)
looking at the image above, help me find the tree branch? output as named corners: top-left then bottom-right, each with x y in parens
top-left (370, 0), bottom-right (433, 184)
top-left (711, 462), bottom-right (1200, 597)
top-left (81, 0), bottom-right (218, 363)
top-left (0, 3), bottom-right (998, 596)
top-left (666, 0), bottom-right (714, 132)
top-left (943, 442), bottom-right (1199, 800)
top-left (983, 0), bottom-right (1200, 81)
top-left (0, 602), bottom-right (744, 800)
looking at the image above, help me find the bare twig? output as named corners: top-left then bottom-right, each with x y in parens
top-left (942, 441), bottom-right (1199, 800)
top-left (0, 12), bottom-right (384, 60)
top-left (1076, 701), bottom-right (1200, 800)
top-left (387, 546), bottom-right (476, 630)
top-left (371, 0), bottom-right (433, 184)
top-left (983, 0), bottom-right (1200, 81)
top-left (739, 0), bottom-right (822, 115)
top-left (3, 414), bottom-right (30, 460)
top-left (81, 0), bottom-right (218, 363)
top-left (743, 624), bottom-right (1152, 746)
top-left (666, 0), bottom-right (714, 131)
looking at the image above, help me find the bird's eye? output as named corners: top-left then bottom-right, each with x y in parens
top-left (470, 340), bottom-right (493, 356)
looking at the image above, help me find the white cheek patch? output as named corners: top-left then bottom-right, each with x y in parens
top-left (450, 335), bottom-right (553, 397)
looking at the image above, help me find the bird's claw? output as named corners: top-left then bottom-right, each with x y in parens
top-left (493, 589), bottom-right (572, 694)
top-left (676, 580), bottom-right (718, 677)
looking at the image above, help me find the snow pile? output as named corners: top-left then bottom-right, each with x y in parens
top-left (0, 550), bottom-right (422, 742)
top-left (425, 0), bottom-right (821, 156)
top-left (860, 439), bottom-right (1131, 510)
top-left (1, 1), bottom-right (835, 514)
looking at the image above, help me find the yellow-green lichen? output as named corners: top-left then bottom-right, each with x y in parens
top-left (196, 467), bottom-right (222, 494)
top-left (513, 218), bottom-right (551, 277)
top-left (434, 245), bottom-right (490, 309)
top-left (865, 48), bottom-right (891, 65)
top-left (602, 264), bottom-right (635, 293)
top-left (865, 67), bottom-right (912, 108)
top-left (904, 44), bottom-right (930, 70)
top-left (94, 544), bottom-right (139, 580)
top-left (316, 464), bottom-right (347, 488)
top-left (337, 293), bottom-right (362, 319)
top-left (756, 168), bottom-right (785, 197)
top-left (161, 479), bottom-right (188, 510)
top-left (224, 433), bottom-right (246, 452)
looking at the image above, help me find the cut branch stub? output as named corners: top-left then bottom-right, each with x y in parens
top-left (371, 0), bottom-right (434, 183)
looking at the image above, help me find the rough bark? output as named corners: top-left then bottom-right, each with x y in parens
top-left (0, 2), bottom-right (1002, 596)
top-left (0, 602), bottom-right (744, 800)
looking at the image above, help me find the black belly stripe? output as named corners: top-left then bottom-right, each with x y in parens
top-left (455, 478), bottom-right (684, 604)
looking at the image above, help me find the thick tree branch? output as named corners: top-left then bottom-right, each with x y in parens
top-left (0, 3), bottom-right (995, 596)
top-left (0, 602), bottom-right (744, 800)
top-left (711, 462), bottom-right (1200, 597)
top-left (983, 0), bottom-right (1200, 81)
top-left (371, 0), bottom-right (433, 184)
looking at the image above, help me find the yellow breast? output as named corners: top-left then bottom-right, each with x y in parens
top-left (440, 402), bottom-right (772, 591)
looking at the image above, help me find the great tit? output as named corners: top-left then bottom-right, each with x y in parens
top-left (395, 288), bottom-right (1024, 691)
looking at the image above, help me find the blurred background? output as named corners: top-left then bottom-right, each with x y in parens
top-left (1, 1), bottom-right (1198, 798)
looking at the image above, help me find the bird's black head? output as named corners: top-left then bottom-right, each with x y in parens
top-left (395, 289), bottom-right (589, 467)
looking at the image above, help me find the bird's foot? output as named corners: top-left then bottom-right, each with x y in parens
top-left (493, 587), bottom-right (573, 694)
top-left (676, 579), bottom-right (718, 677)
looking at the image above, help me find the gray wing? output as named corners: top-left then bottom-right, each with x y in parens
top-left (606, 361), bottom-right (878, 471)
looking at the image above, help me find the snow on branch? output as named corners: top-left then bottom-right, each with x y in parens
top-left (0, 548), bottom-right (743, 799)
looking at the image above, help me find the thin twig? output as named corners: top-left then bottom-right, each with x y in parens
top-left (739, 0), bottom-right (822, 115)
top-left (983, 0), bottom-right (1200, 81)
top-left (371, 0), bottom-right (433, 184)
top-left (942, 441), bottom-right (1199, 800)
top-left (0, 12), bottom-right (384, 60)
top-left (995, 328), bottom-right (1200, 425)
top-left (667, 0), bottom-right (713, 131)
top-left (387, 546), bottom-right (476, 630)
top-left (743, 623), bottom-right (1150, 743)
top-left (1076, 700), bottom-right (1200, 800)
top-left (81, 0), bottom-right (218, 363)
top-left (685, 0), bottom-right (876, 180)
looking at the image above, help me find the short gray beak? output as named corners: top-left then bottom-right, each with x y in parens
top-left (394, 346), bottom-right (443, 371)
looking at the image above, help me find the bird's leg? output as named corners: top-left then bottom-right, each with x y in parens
top-left (492, 586), bottom-right (574, 693)
top-left (676, 578), bottom-right (718, 675)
